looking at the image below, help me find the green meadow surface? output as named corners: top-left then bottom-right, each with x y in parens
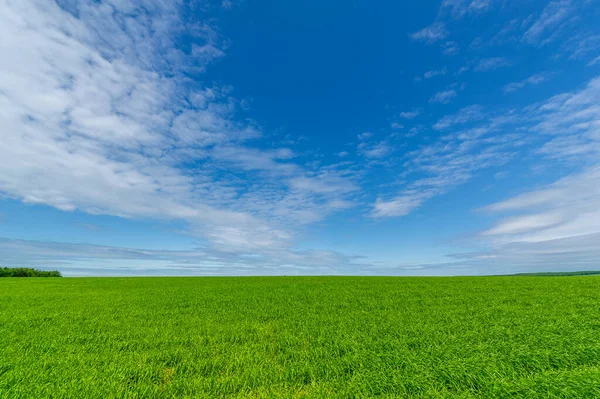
top-left (1, 277), bottom-right (600, 398)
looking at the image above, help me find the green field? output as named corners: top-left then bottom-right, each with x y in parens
top-left (2, 277), bottom-right (600, 398)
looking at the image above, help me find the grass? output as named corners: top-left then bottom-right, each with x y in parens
top-left (1, 276), bottom-right (600, 398)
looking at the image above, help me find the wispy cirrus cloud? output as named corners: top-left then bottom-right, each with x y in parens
top-left (400, 109), bottom-right (422, 119)
top-left (433, 105), bottom-right (484, 130)
top-left (424, 67), bottom-right (448, 79)
top-left (410, 22), bottom-right (448, 44)
top-left (440, 0), bottom-right (496, 19)
top-left (442, 41), bottom-right (459, 55)
top-left (522, 0), bottom-right (574, 45)
top-left (534, 77), bottom-right (600, 162)
top-left (373, 189), bottom-right (436, 218)
top-left (470, 1), bottom-right (596, 56)
top-left (410, 0), bottom-right (498, 53)
top-left (430, 89), bottom-right (457, 104)
top-left (356, 133), bottom-right (393, 159)
top-left (480, 18), bottom-right (521, 48)
top-left (373, 112), bottom-right (523, 218)
top-left (474, 57), bottom-right (512, 71)
top-left (503, 73), bottom-right (550, 93)
top-left (562, 33), bottom-right (600, 63)
top-left (589, 55), bottom-right (600, 66)
top-left (374, 75), bottom-right (600, 226)
top-left (361, 142), bottom-right (393, 159)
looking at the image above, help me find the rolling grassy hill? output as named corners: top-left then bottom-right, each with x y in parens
top-left (1, 276), bottom-right (600, 398)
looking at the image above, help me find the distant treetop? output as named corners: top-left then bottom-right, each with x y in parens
top-left (0, 267), bottom-right (62, 277)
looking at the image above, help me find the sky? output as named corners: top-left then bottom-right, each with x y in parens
top-left (1, 0), bottom-right (600, 276)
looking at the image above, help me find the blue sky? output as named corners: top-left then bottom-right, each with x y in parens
top-left (1, 0), bottom-right (600, 276)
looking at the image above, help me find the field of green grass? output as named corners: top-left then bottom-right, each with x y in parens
top-left (2, 276), bottom-right (600, 398)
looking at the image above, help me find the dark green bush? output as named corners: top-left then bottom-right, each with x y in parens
top-left (0, 267), bottom-right (62, 277)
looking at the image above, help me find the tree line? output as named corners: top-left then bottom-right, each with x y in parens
top-left (0, 267), bottom-right (62, 277)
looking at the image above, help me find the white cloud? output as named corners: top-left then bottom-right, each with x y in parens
top-left (400, 109), bottom-right (422, 119)
top-left (503, 73), bottom-right (550, 93)
top-left (372, 117), bottom-right (519, 219)
top-left (369, 74), bottom-right (600, 220)
top-left (357, 132), bottom-right (372, 140)
top-left (474, 57), bottom-right (512, 71)
top-left (534, 76), bottom-right (600, 162)
top-left (410, 0), bottom-right (497, 55)
top-left (357, 133), bottom-right (393, 159)
top-left (442, 41), bottom-right (459, 55)
top-left (441, 0), bottom-right (495, 19)
top-left (361, 142), bottom-right (393, 159)
top-left (482, 166), bottom-right (600, 243)
top-left (562, 34), bottom-right (600, 63)
top-left (410, 22), bottom-right (448, 44)
top-left (288, 175), bottom-right (357, 195)
top-left (0, 0), bottom-right (359, 256)
top-left (486, 19), bottom-right (521, 46)
top-left (406, 126), bottom-right (423, 137)
top-left (588, 55), bottom-right (600, 66)
top-left (522, 0), bottom-right (573, 45)
top-left (433, 105), bottom-right (484, 130)
top-left (430, 89), bottom-right (457, 104)
top-left (373, 190), bottom-right (433, 217)
top-left (424, 67), bottom-right (447, 79)
top-left (482, 213), bottom-right (567, 236)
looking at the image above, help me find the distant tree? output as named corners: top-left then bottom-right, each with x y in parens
top-left (513, 270), bottom-right (600, 277)
top-left (0, 267), bottom-right (62, 277)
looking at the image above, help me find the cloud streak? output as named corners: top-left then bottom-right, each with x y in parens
top-left (440, 0), bottom-right (496, 19)
top-left (503, 73), bottom-right (550, 93)
top-left (424, 67), bottom-right (448, 79)
top-left (430, 90), bottom-right (457, 104)
top-left (522, 0), bottom-right (573, 45)
top-left (400, 109), bottom-right (422, 120)
top-left (474, 57), bottom-right (512, 71)
top-left (411, 22), bottom-right (448, 44)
